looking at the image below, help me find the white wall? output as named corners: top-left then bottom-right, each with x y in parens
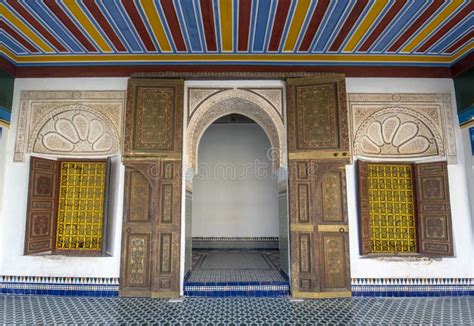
top-left (192, 123), bottom-right (279, 237)
top-left (0, 78), bottom-right (127, 278)
top-left (345, 78), bottom-right (474, 278)
top-left (461, 127), bottom-right (474, 228)
top-left (2, 77), bottom-right (472, 281)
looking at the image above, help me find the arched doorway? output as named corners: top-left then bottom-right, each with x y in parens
top-left (182, 87), bottom-right (289, 297)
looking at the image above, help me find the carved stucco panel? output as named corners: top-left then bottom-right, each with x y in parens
top-left (349, 93), bottom-right (457, 164)
top-left (186, 88), bottom-right (286, 169)
top-left (14, 91), bottom-right (124, 162)
top-left (188, 87), bottom-right (284, 122)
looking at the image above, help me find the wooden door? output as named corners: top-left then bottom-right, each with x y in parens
top-left (120, 78), bottom-right (183, 298)
top-left (287, 76), bottom-right (351, 298)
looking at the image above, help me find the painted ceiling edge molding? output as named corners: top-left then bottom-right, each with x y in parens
top-left (0, 0), bottom-right (472, 66)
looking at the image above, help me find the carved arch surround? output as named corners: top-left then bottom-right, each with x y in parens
top-left (186, 88), bottom-right (286, 169)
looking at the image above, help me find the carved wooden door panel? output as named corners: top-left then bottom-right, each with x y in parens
top-left (415, 161), bottom-right (453, 256)
top-left (121, 78), bottom-right (183, 298)
top-left (153, 160), bottom-right (182, 295)
top-left (287, 76), bottom-right (351, 298)
top-left (120, 161), bottom-right (159, 297)
top-left (24, 157), bottom-right (59, 254)
top-left (120, 160), bottom-right (181, 297)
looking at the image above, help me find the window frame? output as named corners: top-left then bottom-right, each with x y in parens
top-left (24, 156), bottom-right (111, 257)
top-left (357, 159), bottom-right (454, 258)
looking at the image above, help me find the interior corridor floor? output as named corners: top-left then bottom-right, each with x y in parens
top-left (186, 250), bottom-right (287, 283)
top-left (184, 250), bottom-right (289, 297)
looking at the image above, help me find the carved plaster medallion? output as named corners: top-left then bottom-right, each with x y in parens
top-left (349, 93), bottom-right (457, 163)
top-left (14, 91), bottom-right (125, 161)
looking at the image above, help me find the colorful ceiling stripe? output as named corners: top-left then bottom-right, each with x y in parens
top-left (0, 0), bottom-right (472, 66)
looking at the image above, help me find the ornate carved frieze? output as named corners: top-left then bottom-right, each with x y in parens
top-left (186, 88), bottom-right (286, 169)
top-left (14, 91), bottom-right (124, 162)
top-left (349, 93), bottom-right (457, 163)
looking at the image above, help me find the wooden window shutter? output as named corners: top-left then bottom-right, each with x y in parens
top-left (24, 157), bottom-right (59, 254)
top-left (357, 160), bottom-right (372, 255)
top-left (414, 161), bottom-right (454, 256)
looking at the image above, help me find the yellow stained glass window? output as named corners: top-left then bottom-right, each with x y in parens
top-left (56, 161), bottom-right (107, 252)
top-left (368, 163), bottom-right (417, 253)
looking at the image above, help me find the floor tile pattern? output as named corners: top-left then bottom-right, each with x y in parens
top-left (186, 270), bottom-right (287, 283)
top-left (187, 250), bottom-right (286, 283)
top-left (185, 250), bottom-right (289, 296)
top-left (1, 295), bottom-right (473, 325)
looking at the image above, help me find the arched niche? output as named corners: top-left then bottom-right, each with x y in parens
top-left (186, 89), bottom-right (286, 171)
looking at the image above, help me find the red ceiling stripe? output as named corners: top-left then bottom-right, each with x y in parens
top-left (445, 31), bottom-right (473, 54)
top-left (329, 0), bottom-right (369, 52)
top-left (121, 0), bottom-right (156, 51)
top-left (0, 21), bottom-right (39, 53)
top-left (200, 0), bottom-right (217, 51)
top-left (359, 0), bottom-right (407, 52)
top-left (269, 0), bottom-right (291, 51)
top-left (388, 0), bottom-right (445, 52)
top-left (160, 0), bottom-right (187, 51)
top-left (238, 0), bottom-right (251, 51)
top-left (416, 3), bottom-right (473, 53)
top-left (5, 0), bottom-right (67, 52)
top-left (44, 0), bottom-right (97, 52)
top-left (299, 0), bottom-right (330, 52)
top-left (82, 0), bottom-right (127, 52)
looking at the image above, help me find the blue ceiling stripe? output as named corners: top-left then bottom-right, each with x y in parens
top-left (115, 1), bottom-right (148, 52)
top-left (313, 0), bottom-right (351, 52)
top-left (430, 17), bottom-right (473, 53)
top-left (213, 0), bottom-right (222, 53)
top-left (0, 32), bottom-right (29, 54)
top-left (327, 1), bottom-right (358, 53)
top-left (246, 0), bottom-right (257, 52)
top-left (277, 0), bottom-right (298, 53)
top-left (372, 0), bottom-right (429, 53)
top-left (56, 0), bottom-right (103, 53)
top-left (2, 19), bottom-right (37, 54)
top-left (294, 0), bottom-right (318, 53)
top-left (396, 0), bottom-right (452, 54)
top-left (193, 0), bottom-right (207, 53)
top-left (355, 0), bottom-right (396, 53)
top-left (178, 0), bottom-right (203, 52)
top-left (77, 0), bottom-right (117, 53)
top-left (175, 0), bottom-right (194, 53)
top-left (262, 0), bottom-right (277, 53)
top-left (232, 0), bottom-right (238, 53)
top-left (416, 0), bottom-right (470, 54)
top-left (99, 1), bottom-right (143, 53)
top-left (23, 0), bottom-right (84, 53)
top-left (338, 0), bottom-right (379, 53)
top-left (308, 0), bottom-right (338, 53)
top-left (3, 1), bottom-right (54, 54)
top-left (312, 0), bottom-right (348, 52)
top-left (153, 0), bottom-right (178, 53)
top-left (134, 0), bottom-right (162, 53)
top-left (252, 0), bottom-right (272, 52)
top-left (94, 0), bottom-right (133, 52)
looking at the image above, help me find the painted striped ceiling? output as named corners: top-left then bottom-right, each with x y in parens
top-left (0, 0), bottom-right (472, 67)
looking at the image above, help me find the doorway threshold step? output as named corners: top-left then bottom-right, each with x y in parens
top-left (184, 281), bottom-right (289, 297)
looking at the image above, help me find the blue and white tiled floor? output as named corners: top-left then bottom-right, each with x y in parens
top-left (185, 250), bottom-right (289, 296)
top-left (1, 295), bottom-right (473, 324)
